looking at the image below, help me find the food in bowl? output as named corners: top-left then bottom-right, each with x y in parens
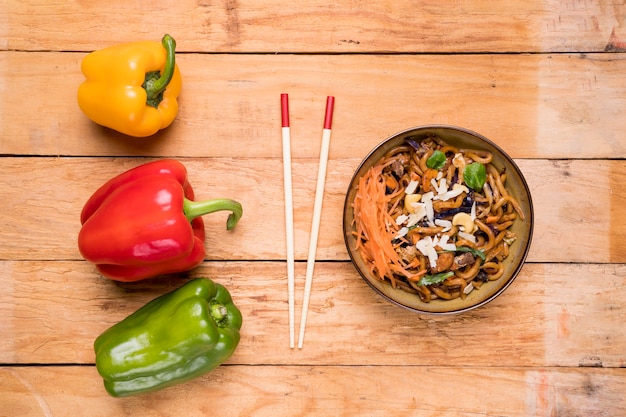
top-left (348, 129), bottom-right (529, 307)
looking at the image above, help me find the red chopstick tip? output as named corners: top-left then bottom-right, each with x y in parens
top-left (323, 96), bottom-right (335, 130)
top-left (281, 94), bottom-right (290, 127)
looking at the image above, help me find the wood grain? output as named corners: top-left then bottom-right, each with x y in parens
top-left (1, 158), bottom-right (624, 263)
top-left (1, 261), bottom-right (624, 368)
top-left (2, 0), bottom-right (625, 53)
top-left (1, 365), bottom-right (624, 417)
top-left (2, 1), bottom-right (625, 414)
top-left (1, 52), bottom-right (625, 159)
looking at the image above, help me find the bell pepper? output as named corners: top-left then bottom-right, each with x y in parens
top-left (77, 34), bottom-right (182, 137)
top-left (78, 159), bottom-right (243, 282)
top-left (94, 277), bottom-right (243, 397)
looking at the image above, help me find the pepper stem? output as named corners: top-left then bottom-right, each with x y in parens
top-left (143, 34), bottom-right (177, 108)
top-left (183, 198), bottom-right (243, 231)
top-left (210, 303), bottom-right (228, 322)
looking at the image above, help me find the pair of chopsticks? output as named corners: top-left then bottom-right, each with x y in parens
top-left (281, 94), bottom-right (335, 349)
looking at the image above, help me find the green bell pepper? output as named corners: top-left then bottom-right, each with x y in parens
top-left (94, 278), bottom-right (243, 397)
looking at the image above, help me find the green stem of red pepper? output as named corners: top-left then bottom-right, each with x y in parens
top-left (183, 198), bottom-right (243, 231)
top-left (143, 34), bottom-right (177, 108)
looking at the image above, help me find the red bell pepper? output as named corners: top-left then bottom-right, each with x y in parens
top-left (78, 159), bottom-right (243, 282)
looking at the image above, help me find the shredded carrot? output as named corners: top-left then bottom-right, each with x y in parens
top-left (352, 166), bottom-right (421, 284)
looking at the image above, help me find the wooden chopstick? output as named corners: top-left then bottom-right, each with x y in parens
top-left (298, 96), bottom-right (335, 349)
top-left (280, 93), bottom-right (296, 348)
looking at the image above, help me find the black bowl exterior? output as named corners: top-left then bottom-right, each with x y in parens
top-left (343, 125), bottom-right (534, 314)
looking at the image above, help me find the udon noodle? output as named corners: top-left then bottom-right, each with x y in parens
top-left (351, 134), bottom-right (525, 302)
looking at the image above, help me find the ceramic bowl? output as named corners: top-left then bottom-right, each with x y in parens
top-left (343, 125), bottom-right (534, 314)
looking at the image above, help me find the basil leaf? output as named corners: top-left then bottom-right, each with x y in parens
top-left (426, 150), bottom-right (447, 170)
top-left (464, 162), bottom-right (486, 190)
top-left (454, 246), bottom-right (486, 262)
top-left (418, 271), bottom-right (454, 286)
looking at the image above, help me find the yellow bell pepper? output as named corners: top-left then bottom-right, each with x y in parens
top-left (77, 34), bottom-right (182, 137)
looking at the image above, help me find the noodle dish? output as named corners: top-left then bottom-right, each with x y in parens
top-left (343, 126), bottom-right (533, 314)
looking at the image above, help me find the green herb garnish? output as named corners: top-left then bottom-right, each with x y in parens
top-left (426, 150), bottom-right (447, 170)
top-left (454, 246), bottom-right (486, 262)
top-left (464, 162), bottom-right (487, 190)
top-left (417, 271), bottom-right (454, 286)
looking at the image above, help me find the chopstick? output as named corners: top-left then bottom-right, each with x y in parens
top-left (281, 93), bottom-right (296, 349)
top-left (298, 95), bottom-right (335, 349)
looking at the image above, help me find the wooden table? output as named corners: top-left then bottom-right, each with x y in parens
top-left (1, 1), bottom-right (625, 415)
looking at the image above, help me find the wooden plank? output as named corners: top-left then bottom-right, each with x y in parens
top-left (2, 3), bottom-right (624, 417)
top-left (0, 158), bottom-right (624, 263)
top-left (1, 52), bottom-right (625, 159)
top-left (1, 365), bottom-right (624, 416)
top-left (1, 261), bottom-right (624, 368)
top-left (2, 1), bottom-right (625, 53)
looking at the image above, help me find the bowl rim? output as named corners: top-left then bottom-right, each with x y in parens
top-left (342, 124), bottom-right (534, 314)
